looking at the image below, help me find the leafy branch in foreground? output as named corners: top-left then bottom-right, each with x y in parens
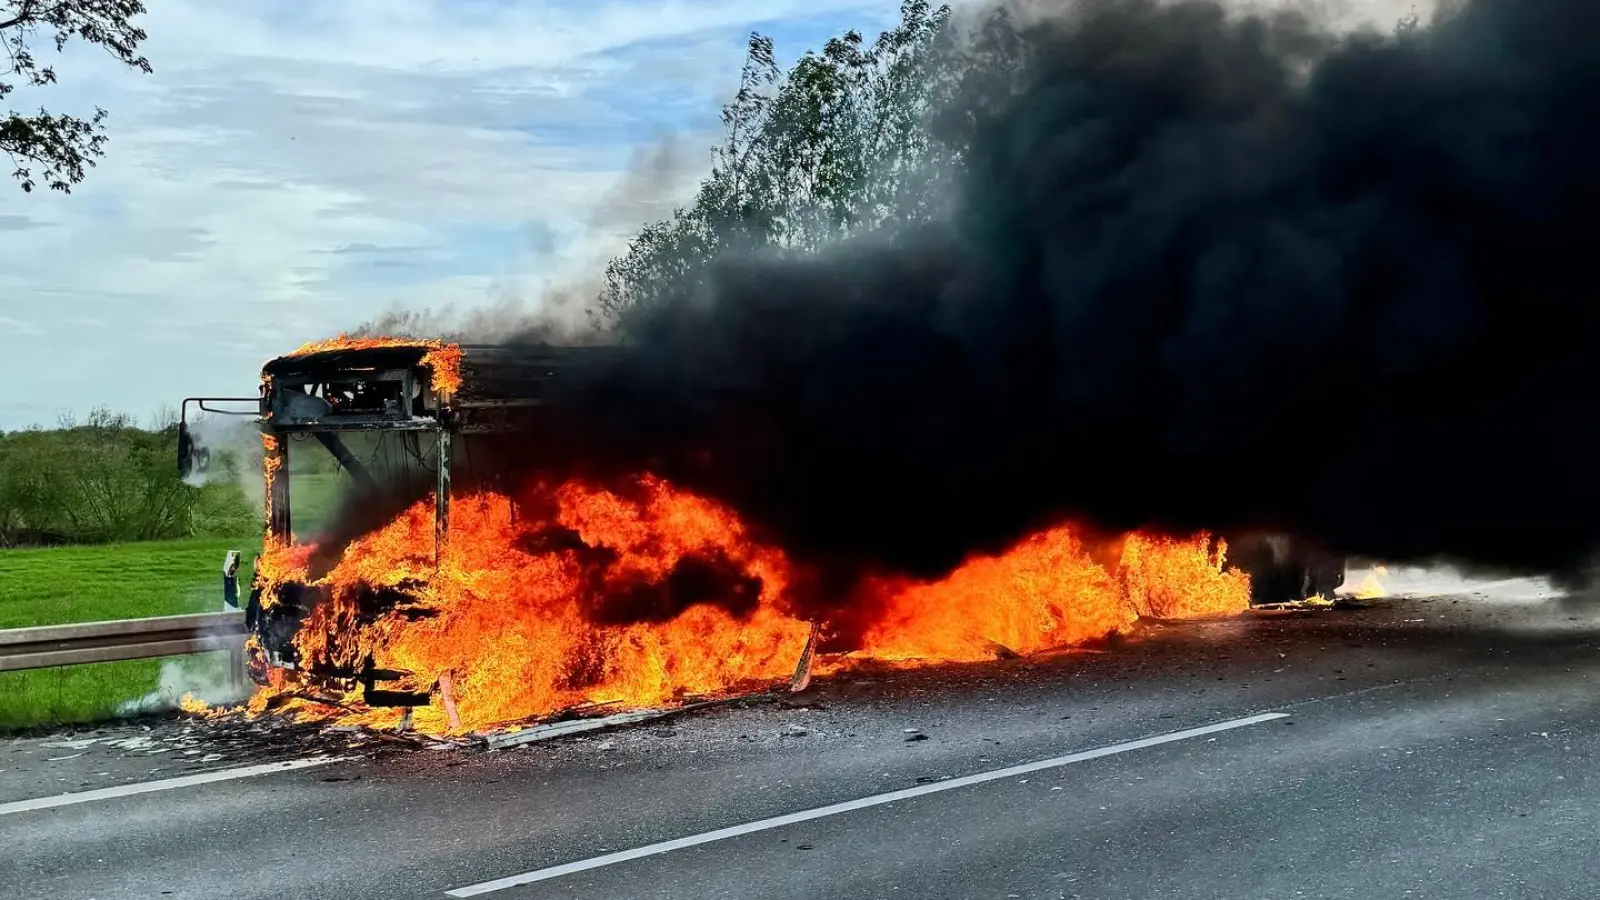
top-left (0, 0), bottom-right (151, 193)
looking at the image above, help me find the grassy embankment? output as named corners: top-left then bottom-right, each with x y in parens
top-left (0, 473), bottom-right (345, 731)
top-left (0, 539), bottom-right (256, 730)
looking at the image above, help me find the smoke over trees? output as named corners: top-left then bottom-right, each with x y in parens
top-left (528, 0), bottom-right (1600, 588)
top-left (596, 0), bottom-right (1028, 325)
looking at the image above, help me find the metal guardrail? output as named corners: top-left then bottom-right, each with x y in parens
top-left (0, 612), bottom-right (249, 672)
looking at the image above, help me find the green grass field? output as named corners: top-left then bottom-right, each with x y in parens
top-left (0, 538), bottom-right (261, 731)
top-left (0, 538), bottom-right (254, 628)
top-left (0, 472), bottom-right (359, 731)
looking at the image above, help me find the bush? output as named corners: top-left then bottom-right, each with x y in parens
top-left (0, 409), bottom-right (258, 547)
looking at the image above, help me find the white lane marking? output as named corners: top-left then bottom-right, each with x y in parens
top-left (0, 755), bottom-right (352, 816)
top-left (445, 712), bottom-right (1289, 897)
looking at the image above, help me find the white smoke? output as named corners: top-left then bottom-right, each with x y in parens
top-left (117, 648), bottom-right (253, 716)
top-left (182, 412), bottom-right (265, 512)
top-left (354, 132), bottom-right (703, 345)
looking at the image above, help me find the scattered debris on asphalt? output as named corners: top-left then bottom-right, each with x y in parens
top-left (13, 592), bottom-right (1548, 773)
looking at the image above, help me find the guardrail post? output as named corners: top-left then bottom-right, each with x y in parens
top-left (222, 550), bottom-right (249, 697)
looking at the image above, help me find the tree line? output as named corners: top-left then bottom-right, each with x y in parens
top-left (597, 0), bottom-right (1025, 324)
top-left (0, 409), bottom-right (256, 547)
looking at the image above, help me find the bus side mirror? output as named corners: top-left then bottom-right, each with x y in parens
top-left (178, 422), bottom-right (194, 477)
top-left (178, 422), bottom-right (211, 479)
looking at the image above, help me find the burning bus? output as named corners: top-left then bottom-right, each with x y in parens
top-left (179, 338), bottom-right (1346, 731)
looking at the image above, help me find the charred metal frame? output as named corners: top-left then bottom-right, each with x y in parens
top-left (258, 346), bottom-right (459, 550)
top-left (436, 428), bottom-right (452, 554)
top-left (251, 343), bottom-right (609, 551)
top-left (263, 434), bottom-right (289, 540)
top-left (231, 343), bottom-right (608, 694)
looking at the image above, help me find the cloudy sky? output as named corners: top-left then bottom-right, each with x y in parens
top-left (0, 0), bottom-right (903, 429)
top-left (0, 0), bottom-right (1428, 431)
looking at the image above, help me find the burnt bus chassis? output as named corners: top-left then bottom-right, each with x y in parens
top-left (180, 343), bottom-right (1347, 698)
top-left (177, 344), bottom-right (590, 698)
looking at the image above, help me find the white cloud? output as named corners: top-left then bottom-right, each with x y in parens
top-left (0, 0), bottom-right (899, 428)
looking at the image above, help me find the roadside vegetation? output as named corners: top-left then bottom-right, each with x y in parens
top-left (0, 537), bottom-right (254, 629)
top-left (0, 538), bottom-right (257, 730)
top-left (596, 0), bottom-right (1007, 323)
top-left (0, 409), bottom-right (256, 548)
top-left (0, 411), bottom-right (340, 730)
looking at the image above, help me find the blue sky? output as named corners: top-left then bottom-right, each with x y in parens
top-left (0, 0), bottom-right (907, 429)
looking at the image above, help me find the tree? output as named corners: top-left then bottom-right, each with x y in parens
top-left (597, 1), bottom-right (981, 324)
top-left (1395, 6), bottom-right (1421, 36)
top-left (0, 410), bottom-right (256, 546)
top-left (1, 0), bottom-right (151, 193)
top-left (596, 1), bottom-right (1424, 328)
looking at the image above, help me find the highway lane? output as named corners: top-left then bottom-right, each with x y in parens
top-left (6, 579), bottom-right (1600, 900)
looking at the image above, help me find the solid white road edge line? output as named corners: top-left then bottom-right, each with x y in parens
top-left (0, 755), bottom-right (353, 816)
top-left (444, 711), bottom-right (1291, 897)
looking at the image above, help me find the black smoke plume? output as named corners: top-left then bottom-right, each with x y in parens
top-left (525, 0), bottom-right (1600, 592)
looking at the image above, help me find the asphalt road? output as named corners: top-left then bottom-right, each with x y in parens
top-left (6, 567), bottom-right (1600, 900)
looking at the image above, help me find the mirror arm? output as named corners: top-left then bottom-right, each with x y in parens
top-left (177, 397), bottom-right (259, 478)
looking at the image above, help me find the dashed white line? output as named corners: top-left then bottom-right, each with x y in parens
top-left (445, 711), bottom-right (1290, 897)
top-left (0, 755), bottom-right (352, 816)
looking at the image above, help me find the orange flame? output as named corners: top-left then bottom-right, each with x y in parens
top-left (261, 433), bottom-right (282, 525)
top-left (848, 530), bottom-right (1244, 663)
top-left (247, 476), bottom-right (1249, 735)
top-left (1351, 565), bottom-right (1390, 600)
top-left (287, 334), bottom-right (463, 396)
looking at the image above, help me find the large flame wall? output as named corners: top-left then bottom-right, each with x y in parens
top-left (252, 475), bottom-right (1247, 733)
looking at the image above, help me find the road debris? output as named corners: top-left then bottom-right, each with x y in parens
top-left (482, 706), bottom-right (686, 751)
top-left (438, 672), bottom-right (462, 731)
top-left (790, 622), bottom-right (821, 692)
top-left (40, 738), bottom-right (100, 751)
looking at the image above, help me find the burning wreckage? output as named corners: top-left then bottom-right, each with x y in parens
top-left (179, 338), bottom-right (1348, 734)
